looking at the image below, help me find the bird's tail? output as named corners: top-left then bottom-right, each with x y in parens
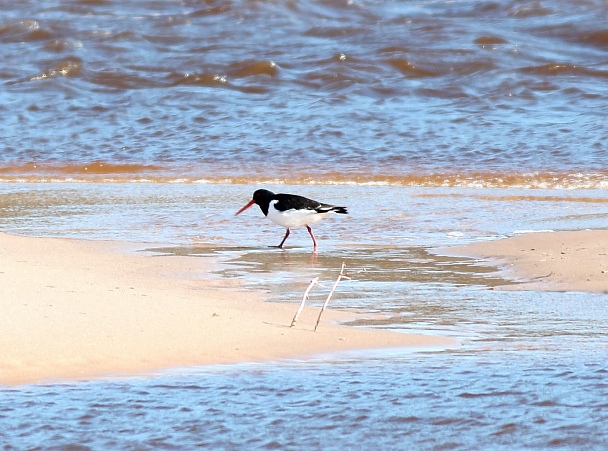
top-left (331, 206), bottom-right (348, 214)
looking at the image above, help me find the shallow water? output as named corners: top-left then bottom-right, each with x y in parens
top-left (3, 351), bottom-right (608, 450)
top-left (1, 183), bottom-right (607, 245)
top-left (2, 0), bottom-right (608, 447)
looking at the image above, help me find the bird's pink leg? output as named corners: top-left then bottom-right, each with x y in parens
top-left (306, 225), bottom-right (318, 251)
top-left (276, 228), bottom-right (290, 248)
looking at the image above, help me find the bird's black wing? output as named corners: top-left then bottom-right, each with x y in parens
top-left (274, 194), bottom-right (322, 212)
top-left (275, 194), bottom-right (348, 215)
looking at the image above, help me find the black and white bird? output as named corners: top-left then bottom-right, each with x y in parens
top-left (235, 189), bottom-right (348, 250)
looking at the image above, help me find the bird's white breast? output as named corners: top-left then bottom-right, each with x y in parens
top-left (267, 200), bottom-right (328, 228)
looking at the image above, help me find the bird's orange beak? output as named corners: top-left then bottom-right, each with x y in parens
top-left (235, 199), bottom-right (255, 216)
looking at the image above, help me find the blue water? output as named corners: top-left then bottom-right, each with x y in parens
top-left (1, 0), bottom-right (608, 183)
top-left (1, 183), bottom-right (607, 246)
top-left (3, 350), bottom-right (608, 450)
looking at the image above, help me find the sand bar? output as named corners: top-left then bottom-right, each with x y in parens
top-left (0, 232), bottom-right (456, 386)
top-left (448, 230), bottom-right (608, 293)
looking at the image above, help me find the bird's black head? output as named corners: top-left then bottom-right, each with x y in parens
top-left (252, 189), bottom-right (275, 205)
top-left (251, 189), bottom-right (275, 216)
top-left (235, 189), bottom-right (276, 217)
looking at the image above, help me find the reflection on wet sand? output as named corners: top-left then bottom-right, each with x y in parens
top-left (146, 243), bottom-right (513, 295)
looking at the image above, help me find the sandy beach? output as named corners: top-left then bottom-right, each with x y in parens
top-left (1, 232), bottom-right (455, 386)
top-left (3, 229), bottom-right (606, 386)
top-left (449, 230), bottom-right (608, 293)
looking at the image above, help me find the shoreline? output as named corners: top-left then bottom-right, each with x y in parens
top-left (446, 230), bottom-right (608, 293)
top-left (1, 232), bottom-right (455, 386)
top-left (4, 229), bottom-right (606, 386)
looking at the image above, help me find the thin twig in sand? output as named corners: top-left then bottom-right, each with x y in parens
top-left (314, 262), bottom-right (350, 332)
top-left (290, 277), bottom-right (319, 327)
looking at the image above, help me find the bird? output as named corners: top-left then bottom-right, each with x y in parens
top-left (235, 189), bottom-right (348, 250)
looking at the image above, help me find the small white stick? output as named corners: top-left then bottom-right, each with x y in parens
top-left (291, 277), bottom-right (319, 327)
top-left (314, 263), bottom-right (349, 332)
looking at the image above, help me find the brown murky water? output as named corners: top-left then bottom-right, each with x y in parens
top-left (1, 0), bottom-right (608, 187)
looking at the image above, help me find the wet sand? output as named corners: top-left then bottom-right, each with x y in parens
top-left (4, 229), bottom-right (606, 386)
top-left (1, 232), bottom-right (455, 386)
top-left (450, 230), bottom-right (608, 293)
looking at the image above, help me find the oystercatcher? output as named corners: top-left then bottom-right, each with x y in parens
top-left (235, 189), bottom-right (348, 250)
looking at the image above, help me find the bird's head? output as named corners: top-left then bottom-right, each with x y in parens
top-left (235, 189), bottom-right (275, 215)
